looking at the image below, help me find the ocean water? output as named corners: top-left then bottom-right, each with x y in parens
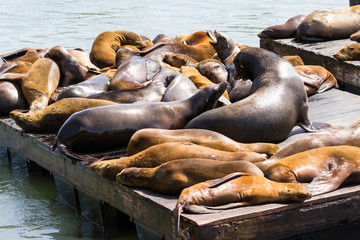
top-left (0, 1), bottom-right (351, 239)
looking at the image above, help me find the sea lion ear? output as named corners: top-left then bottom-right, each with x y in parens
top-left (207, 30), bottom-right (217, 43)
top-left (207, 172), bottom-right (252, 188)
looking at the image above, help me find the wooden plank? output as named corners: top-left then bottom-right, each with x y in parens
top-left (260, 38), bottom-right (360, 88)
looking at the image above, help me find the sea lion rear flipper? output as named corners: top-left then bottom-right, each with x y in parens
top-left (208, 172), bottom-right (252, 188)
top-left (299, 121), bottom-right (332, 132)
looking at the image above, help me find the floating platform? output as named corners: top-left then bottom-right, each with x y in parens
top-left (1, 86), bottom-right (360, 239)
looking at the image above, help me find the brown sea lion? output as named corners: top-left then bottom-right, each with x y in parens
top-left (194, 59), bottom-right (228, 85)
top-left (173, 172), bottom-right (311, 236)
top-left (89, 30), bottom-right (147, 68)
top-left (283, 55), bottom-right (304, 66)
top-left (333, 43), bottom-right (360, 61)
top-left (54, 82), bottom-right (227, 157)
top-left (0, 48), bottom-right (48, 61)
top-left (90, 141), bottom-right (268, 180)
top-left (0, 81), bottom-right (28, 116)
top-left (10, 98), bottom-right (116, 132)
top-left (0, 48), bottom-right (40, 75)
top-left (117, 159), bottom-right (264, 195)
top-left (0, 58), bottom-right (60, 113)
top-left (265, 145), bottom-right (360, 196)
top-left (180, 66), bottom-right (230, 100)
top-left (185, 47), bottom-right (329, 143)
top-left (258, 14), bottom-right (306, 39)
top-left (45, 46), bottom-right (97, 87)
top-left (56, 70), bottom-right (115, 100)
top-left (296, 6), bottom-right (360, 42)
top-left (127, 128), bottom-right (280, 157)
top-left (350, 30), bottom-right (360, 42)
top-left (295, 65), bottom-right (338, 95)
top-left (67, 48), bottom-right (100, 70)
top-left (164, 54), bottom-right (198, 68)
top-left (256, 120), bottom-right (360, 171)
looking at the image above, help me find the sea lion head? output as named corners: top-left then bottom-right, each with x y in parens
top-left (333, 43), bottom-right (360, 61)
top-left (280, 183), bottom-right (312, 202)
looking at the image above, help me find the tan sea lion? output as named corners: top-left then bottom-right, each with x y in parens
top-left (90, 141), bottom-right (268, 180)
top-left (54, 83), bottom-right (228, 157)
top-left (283, 55), bottom-right (304, 66)
top-left (0, 58), bottom-right (60, 113)
top-left (350, 30), bottom-right (360, 42)
top-left (127, 128), bottom-right (280, 156)
top-left (9, 98), bottom-right (116, 132)
top-left (164, 54), bottom-right (198, 68)
top-left (117, 159), bottom-right (264, 195)
top-left (185, 47), bottom-right (330, 143)
top-left (296, 6), bottom-right (360, 42)
top-left (173, 172), bottom-right (311, 236)
top-left (295, 65), bottom-right (339, 95)
top-left (258, 15), bottom-right (306, 39)
top-left (89, 30), bottom-right (147, 68)
top-left (256, 120), bottom-right (360, 171)
top-left (265, 145), bottom-right (360, 196)
top-left (333, 43), bottom-right (360, 61)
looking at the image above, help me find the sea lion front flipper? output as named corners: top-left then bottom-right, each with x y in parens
top-left (204, 202), bottom-right (250, 210)
top-left (185, 205), bottom-right (221, 214)
top-left (317, 74), bottom-right (339, 93)
top-left (208, 172), bottom-right (252, 188)
top-left (306, 167), bottom-right (351, 196)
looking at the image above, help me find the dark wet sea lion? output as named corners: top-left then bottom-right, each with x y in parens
top-left (90, 141), bottom-right (268, 179)
top-left (265, 145), bottom-right (360, 196)
top-left (0, 81), bottom-right (28, 116)
top-left (258, 14), bottom-right (306, 39)
top-left (256, 120), bottom-right (360, 171)
top-left (117, 159), bottom-right (264, 195)
top-left (56, 70), bottom-right (115, 101)
top-left (296, 6), bottom-right (360, 42)
top-left (10, 98), bottom-right (116, 132)
top-left (88, 81), bottom-right (166, 103)
top-left (295, 65), bottom-right (338, 95)
top-left (45, 45), bottom-right (97, 87)
top-left (333, 43), bottom-right (360, 61)
top-left (54, 82), bottom-right (227, 157)
top-left (161, 72), bottom-right (199, 102)
top-left (185, 47), bottom-right (328, 143)
top-left (0, 58), bottom-right (60, 113)
top-left (89, 30), bottom-right (147, 68)
top-left (173, 172), bottom-right (311, 235)
top-left (109, 56), bottom-right (161, 90)
top-left (67, 48), bottom-right (100, 70)
top-left (195, 59), bottom-right (228, 84)
top-left (229, 79), bottom-right (253, 102)
top-left (127, 128), bottom-right (280, 156)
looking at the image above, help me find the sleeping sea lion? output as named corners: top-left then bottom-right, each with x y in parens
top-left (265, 145), bottom-right (360, 196)
top-left (90, 141), bottom-right (267, 180)
top-left (117, 159), bottom-right (264, 195)
top-left (127, 128), bottom-right (280, 157)
top-left (333, 43), bottom-right (360, 61)
top-left (0, 81), bottom-right (28, 116)
top-left (258, 15), bottom-right (306, 39)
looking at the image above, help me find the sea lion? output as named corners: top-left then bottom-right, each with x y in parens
top-left (45, 45), bottom-right (97, 87)
top-left (127, 128), bottom-right (280, 156)
top-left (0, 58), bottom-right (60, 113)
top-left (333, 43), bottom-right (360, 61)
top-left (109, 56), bottom-right (161, 90)
top-left (54, 82), bottom-right (227, 157)
top-left (161, 72), bottom-right (199, 102)
top-left (185, 47), bottom-right (327, 143)
top-left (67, 48), bottom-right (100, 70)
top-left (283, 55), bottom-right (304, 66)
top-left (295, 65), bottom-right (339, 95)
top-left (87, 81), bottom-right (166, 103)
top-left (164, 54), bottom-right (198, 68)
top-left (89, 30), bottom-right (147, 68)
top-left (350, 30), bottom-right (360, 42)
top-left (90, 141), bottom-right (268, 180)
top-left (173, 172), bottom-right (311, 236)
top-left (296, 6), bottom-right (360, 42)
top-left (0, 47), bottom-right (48, 61)
top-left (194, 59), bottom-right (228, 84)
top-left (117, 159), bottom-right (264, 195)
top-left (9, 98), bottom-right (116, 132)
top-left (258, 14), bottom-right (306, 39)
top-left (255, 120), bottom-right (360, 171)
top-left (0, 81), bottom-right (28, 116)
top-left (0, 48), bottom-right (39, 75)
top-left (265, 145), bottom-right (360, 196)
top-left (56, 70), bottom-right (115, 101)
top-left (229, 79), bottom-right (253, 102)
top-left (180, 66), bottom-right (230, 100)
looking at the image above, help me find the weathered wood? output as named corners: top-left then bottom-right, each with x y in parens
top-left (260, 38), bottom-right (360, 88)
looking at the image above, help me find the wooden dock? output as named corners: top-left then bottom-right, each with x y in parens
top-left (1, 86), bottom-right (360, 239)
top-left (1, 37), bottom-right (360, 239)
